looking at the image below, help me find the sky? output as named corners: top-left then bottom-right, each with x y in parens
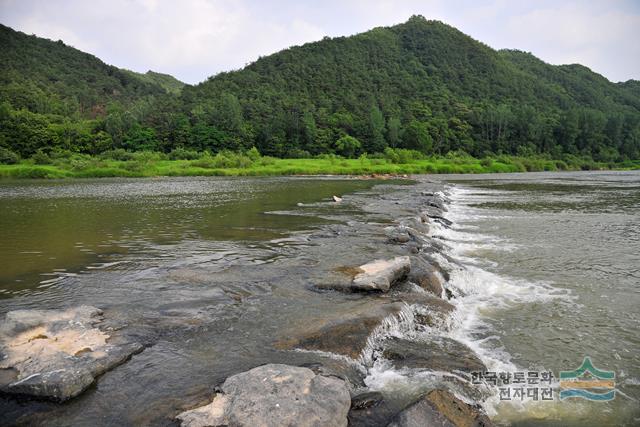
top-left (1, 0), bottom-right (638, 85)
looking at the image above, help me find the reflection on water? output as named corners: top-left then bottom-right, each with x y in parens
top-left (0, 177), bottom-right (377, 297)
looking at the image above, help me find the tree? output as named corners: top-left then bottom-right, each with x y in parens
top-left (366, 104), bottom-right (386, 153)
top-left (402, 120), bottom-right (433, 153)
top-left (334, 135), bottom-right (361, 157)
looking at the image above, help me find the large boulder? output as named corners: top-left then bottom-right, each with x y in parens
top-left (176, 364), bottom-right (351, 427)
top-left (387, 389), bottom-right (492, 427)
top-left (381, 337), bottom-right (486, 374)
top-left (352, 257), bottom-right (411, 292)
top-left (0, 306), bottom-right (143, 401)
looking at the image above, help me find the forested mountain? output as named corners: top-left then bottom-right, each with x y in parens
top-left (1, 16), bottom-right (639, 161)
top-left (122, 70), bottom-right (185, 95)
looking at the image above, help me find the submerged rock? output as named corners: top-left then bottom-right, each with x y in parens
top-left (387, 397), bottom-right (455, 427)
top-left (348, 391), bottom-right (399, 427)
top-left (351, 390), bottom-right (384, 410)
top-left (352, 256), bottom-right (411, 292)
top-left (0, 306), bottom-right (143, 401)
top-left (386, 227), bottom-right (412, 244)
top-left (275, 302), bottom-right (406, 360)
top-left (426, 389), bottom-right (492, 426)
top-left (176, 364), bottom-right (351, 427)
top-left (387, 389), bottom-right (492, 427)
top-left (381, 337), bottom-right (486, 374)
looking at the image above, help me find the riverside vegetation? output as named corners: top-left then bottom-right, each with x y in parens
top-left (1, 15), bottom-right (639, 178)
top-left (1, 147), bottom-right (639, 179)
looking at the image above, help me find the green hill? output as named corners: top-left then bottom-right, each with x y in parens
top-left (0, 24), bottom-right (182, 116)
top-left (123, 70), bottom-right (185, 95)
top-left (0, 16), bottom-right (638, 162)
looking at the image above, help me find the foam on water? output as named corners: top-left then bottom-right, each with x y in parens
top-left (364, 184), bottom-right (574, 417)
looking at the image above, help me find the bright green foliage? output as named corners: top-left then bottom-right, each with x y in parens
top-left (1, 16), bottom-right (639, 163)
top-left (334, 135), bottom-right (361, 157)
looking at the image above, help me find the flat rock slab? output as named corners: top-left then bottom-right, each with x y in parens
top-left (352, 256), bottom-right (411, 292)
top-left (177, 364), bottom-right (351, 427)
top-left (0, 305), bottom-right (143, 401)
top-left (381, 336), bottom-right (486, 374)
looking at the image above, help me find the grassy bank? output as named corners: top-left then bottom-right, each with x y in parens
top-left (1, 149), bottom-right (639, 179)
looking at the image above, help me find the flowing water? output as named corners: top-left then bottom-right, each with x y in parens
top-left (0, 172), bottom-right (638, 426)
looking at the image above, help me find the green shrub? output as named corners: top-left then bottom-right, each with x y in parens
top-left (49, 148), bottom-right (75, 160)
top-left (480, 158), bottom-right (493, 167)
top-left (132, 151), bottom-right (165, 162)
top-left (555, 160), bottom-right (568, 170)
top-left (122, 161), bottom-right (144, 172)
top-left (286, 148), bottom-right (311, 159)
top-left (191, 152), bottom-right (215, 168)
top-left (258, 156), bottom-right (277, 166)
top-left (100, 149), bottom-right (135, 161)
top-left (31, 150), bottom-right (52, 165)
top-left (246, 146), bottom-right (261, 161)
top-left (70, 158), bottom-right (92, 171)
top-left (0, 147), bottom-right (20, 164)
top-left (168, 147), bottom-right (200, 160)
top-left (384, 147), bottom-right (424, 164)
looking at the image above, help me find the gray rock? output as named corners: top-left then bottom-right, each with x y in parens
top-left (0, 306), bottom-right (143, 401)
top-left (275, 302), bottom-right (406, 360)
top-left (351, 390), bottom-right (384, 409)
top-left (388, 389), bottom-right (492, 427)
top-left (381, 337), bottom-right (486, 374)
top-left (386, 227), bottom-right (412, 244)
top-left (352, 257), bottom-right (411, 292)
top-left (418, 389), bottom-right (492, 427)
top-left (387, 397), bottom-right (455, 427)
top-left (427, 199), bottom-right (448, 212)
top-left (408, 263), bottom-right (444, 297)
top-left (177, 364), bottom-right (351, 427)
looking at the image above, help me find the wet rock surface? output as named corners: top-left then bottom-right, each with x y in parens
top-left (381, 336), bottom-right (486, 374)
top-left (386, 390), bottom-right (492, 427)
top-left (351, 256), bottom-right (411, 292)
top-left (275, 302), bottom-right (406, 360)
top-left (387, 397), bottom-right (456, 427)
top-left (0, 306), bottom-right (143, 401)
top-left (425, 389), bottom-right (492, 427)
top-left (176, 363), bottom-right (351, 427)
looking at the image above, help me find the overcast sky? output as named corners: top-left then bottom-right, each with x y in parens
top-left (1, 0), bottom-right (638, 84)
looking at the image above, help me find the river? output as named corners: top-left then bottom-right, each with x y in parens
top-left (0, 172), bottom-right (638, 426)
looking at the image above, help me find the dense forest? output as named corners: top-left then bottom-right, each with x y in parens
top-left (1, 16), bottom-right (639, 164)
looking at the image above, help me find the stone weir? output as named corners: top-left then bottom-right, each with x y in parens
top-left (0, 177), bottom-right (493, 426)
top-left (177, 179), bottom-right (493, 427)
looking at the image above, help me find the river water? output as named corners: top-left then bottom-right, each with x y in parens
top-left (0, 172), bottom-right (638, 426)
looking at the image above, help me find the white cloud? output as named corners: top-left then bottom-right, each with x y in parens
top-left (502, 4), bottom-right (640, 81)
